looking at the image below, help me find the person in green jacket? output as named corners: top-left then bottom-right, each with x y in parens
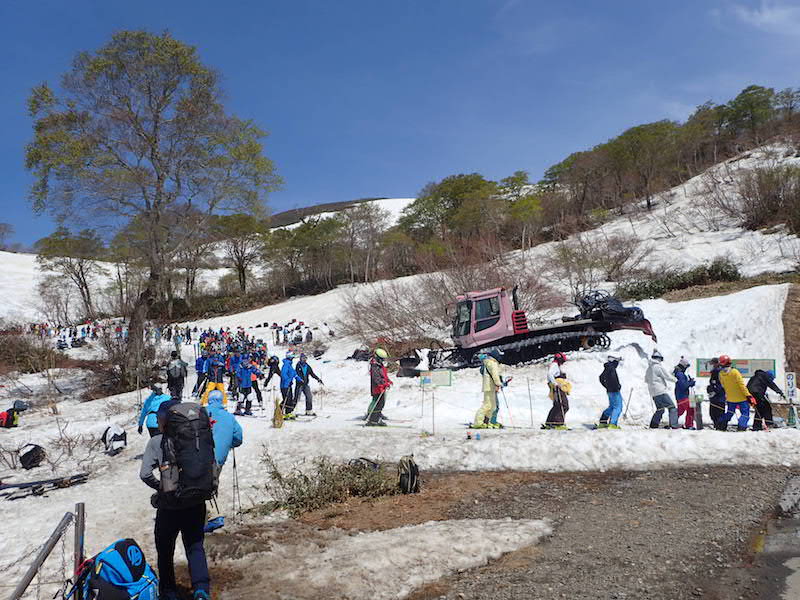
top-left (472, 348), bottom-right (506, 429)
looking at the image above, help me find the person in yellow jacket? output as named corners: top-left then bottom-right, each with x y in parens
top-left (472, 348), bottom-right (506, 429)
top-left (716, 355), bottom-right (754, 431)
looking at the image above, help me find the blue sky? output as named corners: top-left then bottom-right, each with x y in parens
top-left (1, 0), bottom-right (799, 246)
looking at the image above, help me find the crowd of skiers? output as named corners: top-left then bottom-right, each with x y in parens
top-left (469, 348), bottom-right (787, 432)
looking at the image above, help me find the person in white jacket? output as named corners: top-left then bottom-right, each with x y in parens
top-left (646, 350), bottom-right (678, 429)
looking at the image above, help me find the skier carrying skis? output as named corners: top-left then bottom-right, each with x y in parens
top-left (192, 350), bottom-right (208, 397)
top-left (673, 356), bottom-right (696, 429)
top-left (598, 355), bottom-right (623, 429)
top-left (294, 353), bottom-right (324, 416)
top-left (472, 348), bottom-right (505, 429)
top-left (707, 357), bottom-right (727, 430)
top-left (646, 350), bottom-right (679, 429)
top-left (748, 369), bottom-right (785, 431)
top-left (366, 348), bottom-right (392, 426)
top-left (716, 355), bottom-right (754, 431)
top-left (280, 352), bottom-right (304, 419)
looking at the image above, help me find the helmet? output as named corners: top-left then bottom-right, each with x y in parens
top-left (286, 352), bottom-right (294, 360)
top-left (271, 355), bottom-right (279, 360)
top-left (554, 352), bottom-right (567, 364)
top-left (299, 353), bottom-right (307, 361)
top-left (718, 355), bottom-right (732, 367)
top-left (208, 390), bottom-right (224, 404)
top-left (375, 348), bottom-right (388, 359)
top-left (651, 350), bottom-right (663, 361)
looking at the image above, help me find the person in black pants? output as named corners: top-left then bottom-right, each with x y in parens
top-left (706, 358), bottom-right (727, 429)
top-left (747, 369), bottom-right (785, 431)
top-left (139, 406), bottom-right (211, 600)
top-left (294, 353), bottom-right (324, 416)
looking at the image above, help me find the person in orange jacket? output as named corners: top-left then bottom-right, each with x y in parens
top-left (716, 355), bottom-right (755, 431)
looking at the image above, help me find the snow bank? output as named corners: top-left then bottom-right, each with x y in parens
top-left (251, 519), bottom-right (551, 600)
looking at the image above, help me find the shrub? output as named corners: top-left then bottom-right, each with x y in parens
top-left (260, 451), bottom-right (399, 517)
top-left (616, 257), bottom-right (741, 300)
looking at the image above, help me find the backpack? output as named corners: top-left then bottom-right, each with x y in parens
top-left (67, 538), bottom-right (158, 600)
top-left (0, 411), bottom-right (11, 428)
top-left (160, 402), bottom-right (217, 503)
top-left (102, 425), bottom-right (127, 456)
top-left (398, 455), bottom-right (420, 494)
top-left (167, 361), bottom-right (185, 380)
top-left (20, 444), bottom-right (46, 470)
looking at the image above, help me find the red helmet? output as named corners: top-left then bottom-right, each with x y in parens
top-left (554, 352), bottom-right (567, 364)
top-left (718, 355), bottom-right (732, 367)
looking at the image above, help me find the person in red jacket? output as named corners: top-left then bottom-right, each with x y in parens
top-left (366, 348), bottom-right (392, 426)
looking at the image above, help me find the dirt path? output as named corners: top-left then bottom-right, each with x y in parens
top-left (200, 467), bottom-right (793, 600)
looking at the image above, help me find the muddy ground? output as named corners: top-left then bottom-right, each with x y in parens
top-left (186, 466), bottom-right (795, 599)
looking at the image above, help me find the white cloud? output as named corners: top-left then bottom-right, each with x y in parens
top-left (731, 1), bottom-right (800, 36)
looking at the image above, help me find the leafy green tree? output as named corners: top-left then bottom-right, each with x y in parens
top-left (774, 87), bottom-right (800, 119)
top-left (26, 31), bottom-right (280, 386)
top-left (35, 227), bottom-right (106, 317)
top-left (214, 213), bottom-right (268, 294)
top-left (727, 85), bottom-right (775, 143)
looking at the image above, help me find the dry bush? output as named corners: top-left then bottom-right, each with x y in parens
top-left (545, 232), bottom-right (649, 300)
top-left (338, 253), bottom-right (562, 344)
top-left (260, 450), bottom-right (398, 517)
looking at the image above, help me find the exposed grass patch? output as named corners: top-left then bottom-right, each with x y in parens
top-left (616, 257), bottom-right (742, 300)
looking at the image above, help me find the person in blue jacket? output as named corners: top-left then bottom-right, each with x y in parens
top-left (234, 359), bottom-right (263, 416)
top-left (673, 357), bottom-right (697, 429)
top-left (192, 351), bottom-right (208, 397)
top-left (206, 390), bottom-right (242, 466)
top-left (138, 385), bottom-right (174, 437)
top-left (201, 352), bottom-right (227, 406)
top-left (280, 353), bottom-right (304, 419)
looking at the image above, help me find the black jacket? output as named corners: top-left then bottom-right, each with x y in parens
top-left (747, 369), bottom-right (784, 399)
top-left (599, 361), bottom-right (621, 393)
top-left (264, 357), bottom-right (281, 385)
top-left (296, 362), bottom-right (321, 385)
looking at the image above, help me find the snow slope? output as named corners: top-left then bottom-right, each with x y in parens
top-left (1, 283), bottom-right (793, 597)
top-left (280, 197), bottom-right (415, 230)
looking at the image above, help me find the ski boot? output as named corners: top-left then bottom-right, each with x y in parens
top-left (365, 419), bottom-right (387, 427)
top-left (283, 412), bottom-right (297, 420)
top-left (244, 410), bottom-right (253, 416)
top-left (607, 424), bottom-right (621, 430)
top-left (304, 410), bottom-right (316, 416)
top-left (596, 423), bottom-right (610, 429)
top-left (488, 422), bottom-right (503, 429)
top-left (553, 425), bottom-right (569, 430)
top-left (472, 423), bottom-right (490, 429)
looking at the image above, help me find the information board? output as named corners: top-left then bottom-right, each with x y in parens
top-left (696, 358), bottom-right (776, 378)
top-left (787, 372), bottom-right (797, 401)
top-left (420, 369), bottom-right (453, 387)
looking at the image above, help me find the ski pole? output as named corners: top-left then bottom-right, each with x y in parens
top-left (622, 388), bottom-right (634, 421)
top-left (500, 387), bottom-right (514, 428)
top-left (527, 377), bottom-right (534, 428)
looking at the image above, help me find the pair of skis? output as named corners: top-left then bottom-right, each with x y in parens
top-left (0, 473), bottom-right (88, 501)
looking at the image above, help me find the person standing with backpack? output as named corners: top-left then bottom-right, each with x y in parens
top-left (646, 350), bottom-right (679, 429)
top-left (471, 348), bottom-right (505, 429)
top-left (294, 353), bottom-right (324, 416)
top-left (166, 351), bottom-right (188, 399)
top-left (747, 369), bottom-right (785, 431)
top-left (139, 401), bottom-right (214, 600)
top-left (598, 356), bottom-right (623, 429)
top-left (205, 390), bottom-right (243, 465)
top-left (138, 386), bottom-right (173, 437)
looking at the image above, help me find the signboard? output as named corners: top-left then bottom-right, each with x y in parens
top-left (420, 369), bottom-right (453, 387)
top-left (787, 372), bottom-right (797, 401)
top-left (696, 358), bottom-right (776, 378)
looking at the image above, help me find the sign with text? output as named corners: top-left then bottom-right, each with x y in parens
top-left (420, 369), bottom-right (453, 387)
top-left (696, 358), bottom-right (776, 378)
top-left (787, 372), bottom-right (797, 400)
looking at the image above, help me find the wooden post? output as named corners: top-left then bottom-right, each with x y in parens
top-left (10, 511), bottom-right (74, 600)
top-left (73, 503), bottom-right (85, 593)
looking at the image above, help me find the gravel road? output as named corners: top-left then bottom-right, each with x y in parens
top-left (426, 467), bottom-right (794, 600)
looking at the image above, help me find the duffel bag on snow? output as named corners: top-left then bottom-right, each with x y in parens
top-left (68, 538), bottom-right (158, 600)
top-left (20, 444), bottom-right (46, 470)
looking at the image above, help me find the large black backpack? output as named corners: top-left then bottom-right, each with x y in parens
top-left (160, 402), bottom-right (216, 503)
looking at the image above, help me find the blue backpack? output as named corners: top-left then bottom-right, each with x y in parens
top-left (68, 539), bottom-right (158, 600)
